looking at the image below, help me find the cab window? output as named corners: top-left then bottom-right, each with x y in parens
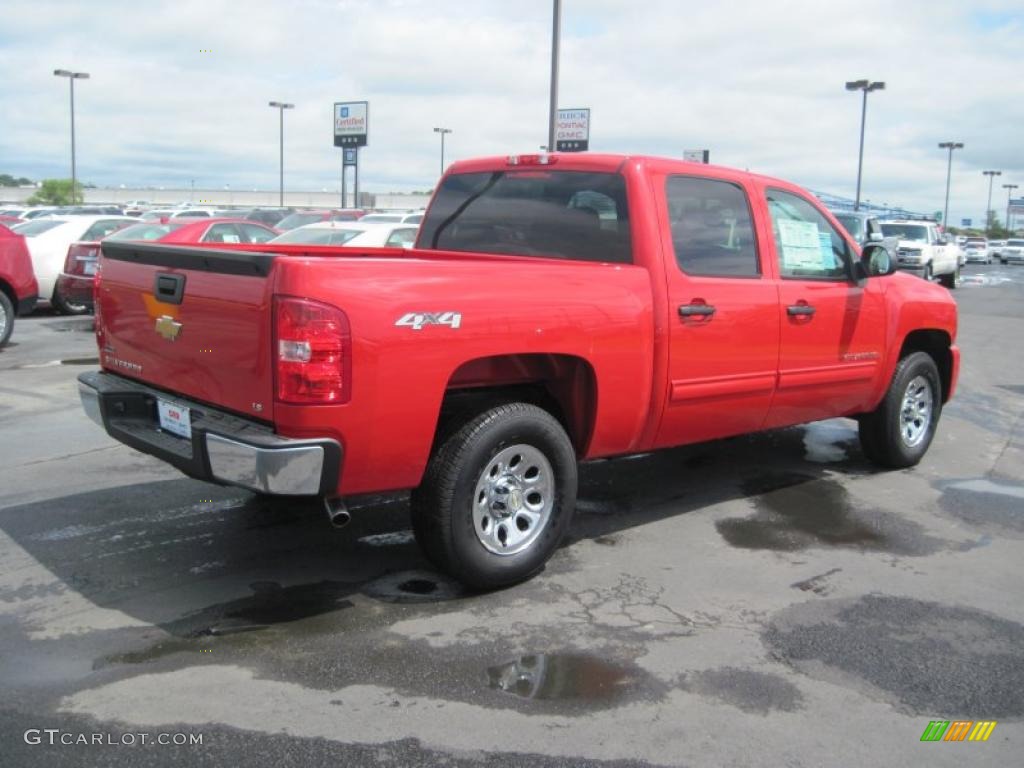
top-left (766, 189), bottom-right (851, 280)
top-left (665, 176), bottom-right (760, 277)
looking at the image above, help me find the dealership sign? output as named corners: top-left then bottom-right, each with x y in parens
top-left (343, 148), bottom-right (357, 166)
top-left (683, 149), bottom-right (710, 164)
top-left (555, 108), bottom-right (590, 152)
top-left (334, 101), bottom-right (368, 147)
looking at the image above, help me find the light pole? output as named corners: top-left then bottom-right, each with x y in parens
top-left (845, 79), bottom-right (885, 211)
top-left (268, 101), bottom-right (294, 207)
top-left (547, 0), bottom-right (561, 151)
top-left (938, 141), bottom-right (964, 229)
top-left (1005, 183), bottom-right (1019, 234)
top-left (433, 127), bottom-right (452, 176)
top-left (53, 69), bottom-right (90, 204)
top-left (982, 170), bottom-right (1001, 234)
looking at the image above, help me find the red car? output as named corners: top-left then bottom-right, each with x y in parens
top-left (80, 152), bottom-right (959, 589)
top-left (56, 217), bottom-right (278, 311)
top-left (0, 223), bottom-right (38, 347)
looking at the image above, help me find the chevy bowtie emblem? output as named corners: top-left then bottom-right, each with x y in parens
top-left (155, 315), bottom-right (183, 341)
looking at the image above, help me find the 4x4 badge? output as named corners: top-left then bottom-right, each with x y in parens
top-left (155, 315), bottom-right (182, 341)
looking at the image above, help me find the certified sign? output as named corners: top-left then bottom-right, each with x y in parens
top-left (555, 108), bottom-right (590, 152)
top-left (334, 101), bottom-right (368, 147)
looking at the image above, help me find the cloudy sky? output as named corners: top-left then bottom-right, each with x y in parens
top-left (1, 0), bottom-right (1021, 222)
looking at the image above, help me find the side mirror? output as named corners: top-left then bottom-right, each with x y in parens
top-left (859, 243), bottom-right (895, 279)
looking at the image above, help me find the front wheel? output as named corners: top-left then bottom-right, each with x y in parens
top-left (411, 402), bottom-right (577, 590)
top-left (858, 351), bottom-right (942, 468)
top-left (922, 263), bottom-right (933, 282)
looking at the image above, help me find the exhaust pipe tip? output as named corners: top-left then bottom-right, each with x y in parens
top-left (324, 498), bottom-right (351, 529)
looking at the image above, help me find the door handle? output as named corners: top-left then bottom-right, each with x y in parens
top-left (679, 304), bottom-right (716, 317)
top-left (786, 304), bottom-right (815, 316)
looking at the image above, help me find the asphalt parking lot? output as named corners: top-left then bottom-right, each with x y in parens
top-left (1, 264), bottom-right (1022, 767)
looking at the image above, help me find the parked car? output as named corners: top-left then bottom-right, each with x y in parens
top-left (831, 211), bottom-right (896, 255)
top-left (1002, 239), bottom-right (1024, 265)
top-left (344, 223), bottom-right (419, 248)
top-left (274, 209), bottom-right (365, 230)
top-left (879, 220), bottom-right (960, 287)
top-left (989, 240), bottom-right (1007, 263)
top-left (55, 218), bottom-right (280, 312)
top-left (962, 237), bottom-right (989, 264)
top-left (0, 223), bottom-right (38, 347)
top-left (243, 208), bottom-right (294, 227)
top-left (19, 215), bottom-right (136, 313)
top-left (268, 221), bottom-right (377, 246)
top-left (79, 152), bottom-right (959, 589)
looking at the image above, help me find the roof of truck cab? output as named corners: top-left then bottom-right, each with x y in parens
top-left (445, 152), bottom-right (802, 190)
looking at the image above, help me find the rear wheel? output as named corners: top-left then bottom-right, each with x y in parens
top-left (411, 402), bottom-right (577, 590)
top-left (0, 292), bottom-right (13, 348)
top-left (858, 351), bottom-right (942, 468)
top-left (939, 264), bottom-right (960, 289)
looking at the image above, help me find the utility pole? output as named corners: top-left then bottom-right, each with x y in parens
top-left (1004, 183), bottom-right (1019, 234)
top-left (268, 101), bottom-right (294, 206)
top-left (845, 79), bottom-right (885, 211)
top-left (433, 127), bottom-right (453, 177)
top-left (53, 69), bottom-right (90, 203)
top-left (982, 170), bottom-right (1002, 234)
top-left (547, 0), bottom-right (561, 152)
top-left (938, 141), bottom-right (964, 228)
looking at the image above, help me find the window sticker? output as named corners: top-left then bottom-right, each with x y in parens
top-left (778, 218), bottom-right (824, 269)
top-left (818, 231), bottom-right (835, 267)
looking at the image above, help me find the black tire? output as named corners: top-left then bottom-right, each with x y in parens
top-left (939, 264), bottom-right (960, 289)
top-left (52, 286), bottom-right (90, 316)
top-left (410, 402), bottom-right (577, 590)
top-left (858, 351), bottom-right (942, 469)
top-left (0, 291), bottom-right (13, 348)
top-left (922, 263), bottom-right (933, 281)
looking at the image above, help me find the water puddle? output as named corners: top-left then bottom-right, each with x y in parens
top-left (802, 420), bottom-right (857, 463)
top-left (357, 530), bottom-right (415, 547)
top-left (937, 478), bottom-right (1024, 533)
top-left (718, 475), bottom-right (941, 554)
top-left (363, 570), bottom-right (464, 603)
top-left (487, 653), bottom-right (634, 701)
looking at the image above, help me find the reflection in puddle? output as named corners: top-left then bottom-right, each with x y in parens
top-left (802, 420), bottom-right (856, 463)
top-left (487, 654), bottom-right (633, 701)
top-left (363, 570), bottom-right (464, 603)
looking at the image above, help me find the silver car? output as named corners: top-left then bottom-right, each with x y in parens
top-left (1002, 239), bottom-right (1024, 265)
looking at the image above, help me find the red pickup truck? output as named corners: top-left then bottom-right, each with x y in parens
top-left (0, 223), bottom-right (38, 348)
top-left (78, 153), bottom-right (959, 588)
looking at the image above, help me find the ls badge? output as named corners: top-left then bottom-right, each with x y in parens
top-left (155, 315), bottom-right (183, 341)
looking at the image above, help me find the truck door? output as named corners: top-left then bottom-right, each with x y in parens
top-left (760, 188), bottom-right (887, 428)
top-left (653, 174), bottom-right (780, 448)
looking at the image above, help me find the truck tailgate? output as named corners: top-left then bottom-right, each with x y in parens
top-left (96, 242), bottom-right (276, 420)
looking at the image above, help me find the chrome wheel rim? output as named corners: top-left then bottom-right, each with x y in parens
top-left (0, 303), bottom-right (8, 340)
top-left (473, 444), bottom-right (554, 556)
top-left (900, 375), bottom-right (934, 448)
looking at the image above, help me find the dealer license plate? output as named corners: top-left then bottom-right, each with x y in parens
top-left (157, 399), bottom-right (192, 439)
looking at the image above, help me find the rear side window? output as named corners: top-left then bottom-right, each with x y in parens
top-left (418, 171), bottom-right (632, 263)
top-left (15, 219), bottom-right (63, 237)
top-left (82, 219), bottom-right (132, 241)
top-left (202, 224), bottom-right (242, 243)
top-left (666, 176), bottom-right (759, 277)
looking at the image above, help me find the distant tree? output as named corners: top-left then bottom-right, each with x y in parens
top-left (0, 174), bottom-right (17, 187)
top-left (26, 178), bottom-right (83, 205)
top-left (17, 177), bottom-right (32, 185)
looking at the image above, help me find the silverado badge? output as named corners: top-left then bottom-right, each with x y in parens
top-left (155, 315), bottom-right (183, 341)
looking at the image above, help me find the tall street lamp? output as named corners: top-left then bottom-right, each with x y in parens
top-left (981, 170), bottom-right (1002, 233)
top-left (268, 101), bottom-right (294, 207)
top-left (1005, 183), bottom-right (1019, 234)
top-left (547, 0), bottom-right (561, 152)
top-left (938, 141), bottom-right (964, 229)
top-left (845, 79), bottom-right (885, 211)
top-left (53, 69), bottom-right (90, 204)
top-left (433, 127), bottom-right (452, 176)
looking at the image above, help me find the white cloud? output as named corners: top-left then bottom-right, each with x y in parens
top-left (1, 0), bottom-right (1021, 221)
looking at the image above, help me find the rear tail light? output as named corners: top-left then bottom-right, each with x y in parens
top-left (274, 296), bottom-right (351, 404)
top-left (64, 242), bottom-right (99, 276)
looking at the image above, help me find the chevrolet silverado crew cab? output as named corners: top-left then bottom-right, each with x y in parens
top-left (879, 219), bottom-right (960, 287)
top-left (78, 153), bottom-right (960, 589)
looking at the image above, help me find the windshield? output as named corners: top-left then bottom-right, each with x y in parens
top-left (14, 219), bottom-right (64, 236)
top-left (834, 214), bottom-right (864, 240)
top-left (105, 221), bottom-right (190, 241)
top-left (1008, 240), bottom-right (1024, 247)
top-left (880, 223), bottom-right (928, 242)
top-left (276, 212), bottom-right (325, 230)
top-left (418, 170), bottom-right (632, 263)
top-left (269, 227), bottom-right (363, 245)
